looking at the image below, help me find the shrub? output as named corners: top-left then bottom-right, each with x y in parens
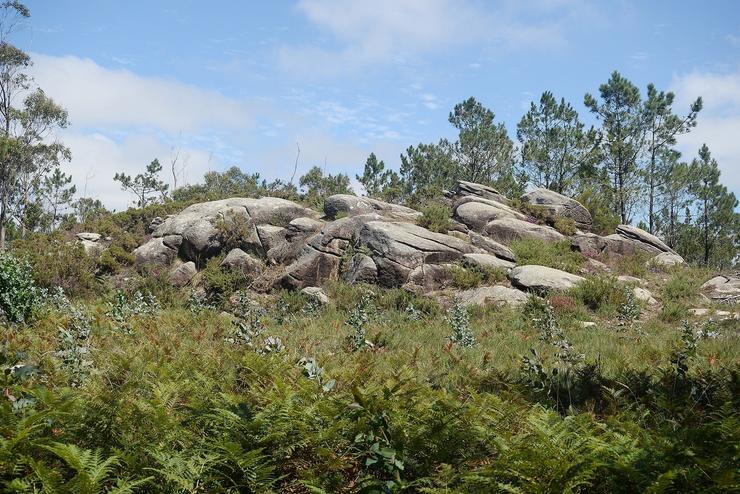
top-left (614, 252), bottom-right (651, 278)
top-left (663, 270), bottom-right (700, 303)
top-left (96, 244), bottom-right (136, 274)
top-left (510, 239), bottom-right (585, 273)
top-left (448, 263), bottom-right (506, 289)
top-left (0, 253), bottom-right (41, 324)
top-left (416, 203), bottom-right (451, 233)
top-left (576, 187), bottom-right (620, 235)
top-left (659, 301), bottom-right (689, 323)
top-left (200, 256), bottom-right (248, 306)
top-left (552, 216), bottom-right (577, 235)
top-left (10, 233), bottom-right (97, 298)
top-left (569, 274), bottom-right (626, 313)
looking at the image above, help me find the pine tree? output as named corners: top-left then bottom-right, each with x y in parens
top-left (114, 159), bottom-right (169, 208)
top-left (687, 144), bottom-right (739, 268)
top-left (654, 150), bottom-right (693, 249)
top-left (641, 84), bottom-right (701, 233)
top-left (584, 71), bottom-right (645, 224)
top-left (517, 91), bottom-right (600, 195)
top-left (40, 167), bottom-right (76, 232)
top-left (356, 153), bottom-right (399, 199)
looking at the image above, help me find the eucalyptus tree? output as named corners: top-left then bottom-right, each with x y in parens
top-left (641, 84), bottom-right (702, 233)
top-left (584, 71), bottom-right (646, 224)
top-left (0, 2), bottom-right (70, 247)
top-left (517, 91), bottom-right (600, 195)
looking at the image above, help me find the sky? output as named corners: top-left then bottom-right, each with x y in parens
top-left (14, 0), bottom-right (740, 210)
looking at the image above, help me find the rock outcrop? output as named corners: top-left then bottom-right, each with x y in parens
top-left (453, 197), bottom-right (525, 231)
top-left (324, 194), bottom-right (420, 222)
top-left (650, 252), bottom-right (685, 268)
top-left (521, 188), bottom-right (592, 231)
top-left (76, 232), bottom-right (107, 256)
top-left (701, 275), bottom-right (740, 303)
top-left (572, 225), bottom-right (675, 258)
top-left (453, 180), bottom-right (509, 204)
top-left (169, 261), bottom-right (197, 287)
top-left (484, 218), bottom-right (564, 245)
top-left (456, 285), bottom-right (529, 307)
top-left (508, 265), bottom-right (584, 292)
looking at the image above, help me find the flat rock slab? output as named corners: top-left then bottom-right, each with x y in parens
top-left (616, 225), bottom-right (674, 254)
top-left (484, 218), bottom-right (564, 245)
top-left (454, 199), bottom-right (524, 231)
top-left (701, 275), bottom-right (740, 302)
top-left (456, 285), bottom-right (529, 307)
top-left (521, 188), bottom-right (592, 230)
top-left (508, 265), bottom-right (585, 292)
top-left (454, 180), bottom-right (510, 204)
top-left (462, 253), bottom-right (515, 271)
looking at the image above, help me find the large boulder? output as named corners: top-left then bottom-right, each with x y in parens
top-left (324, 194), bottom-right (420, 222)
top-left (469, 232), bottom-right (516, 262)
top-left (342, 253), bottom-right (378, 284)
top-left (76, 232), bottom-right (107, 256)
top-left (650, 252), bottom-right (685, 268)
top-left (615, 225), bottom-right (674, 254)
top-left (133, 237), bottom-right (179, 267)
top-left (360, 221), bottom-right (477, 287)
top-left (148, 197), bottom-right (317, 264)
top-left (701, 275), bottom-right (740, 303)
top-left (220, 248), bottom-right (265, 275)
top-left (456, 285), bottom-right (529, 308)
top-left (484, 218), bottom-right (564, 245)
top-left (453, 180), bottom-right (509, 204)
top-left (169, 261), bottom-right (197, 287)
top-left (521, 188), bottom-right (592, 231)
top-left (572, 232), bottom-right (662, 258)
top-left (405, 263), bottom-right (455, 292)
top-left (508, 265), bottom-right (584, 292)
top-left (453, 198), bottom-right (525, 231)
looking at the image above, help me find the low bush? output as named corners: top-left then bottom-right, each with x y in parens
top-left (448, 263), bottom-right (506, 289)
top-left (0, 252), bottom-right (41, 324)
top-left (663, 270), bottom-right (701, 303)
top-left (660, 300), bottom-right (690, 322)
top-left (510, 239), bottom-right (585, 273)
top-left (570, 274), bottom-right (627, 313)
top-left (416, 203), bottom-right (451, 233)
top-left (199, 256), bottom-right (249, 306)
top-left (614, 251), bottom-right (651, 277)
top-left (11, 232), bottom-right (97, 298)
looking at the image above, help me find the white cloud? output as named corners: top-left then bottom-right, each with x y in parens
top-left (278, 0), bottom-right (567, 77)
top-left (671, 70), bottom-right (740, 194)
top-left (29, 54), bottom-right (252, 132)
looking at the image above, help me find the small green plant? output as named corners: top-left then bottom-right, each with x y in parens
top-left (448, 263), bottom-right (506, 289)
top-left (659, 301), bottom-right (689, 323)
top-left (446, 301), bottom-right (475, 347)
top-left (552, 215), bottom-right (577, 235)
top-left (663, 270), bottom-right (700, 303)
top-left (346, 291), bottom-right (375, 350)
top-left (570, 274), bottom-right (625, 313)
top-left (671, 320), bottom-right (698, 377)
top-left (617, 288), bottom-right (641, 324)
top-left (0, 253), bottom-right (41, 324)
top-left (56, 305), bottom-right (94, 386)
top-left (416, 203), bottom-right (451, 233)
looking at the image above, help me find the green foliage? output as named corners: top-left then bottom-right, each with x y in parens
top-left (448, 263), bottom-right (506, 289)
top-left (662, 269), bottom-right (700, 303)
top-left (300, 166), bottom-right (353, 210)
top-left (113, 158), bottom-right (169, 208)
top-left (517, 91), bottom-right (600, 195)
top-left (11, 232), bottom-right (97, 297)
top-left (510, 238), bottom-right (585, 273)
top-left (356, 153), bottom-right (402, 201)
top-left (446, 301), bottom-right (475, 347)
top-left (659, 301), bottom-right (689, 323)
top-left (570, 274), bottom-right (627, 313)
top-left (0, 252), bottom-right (40, 324)
top-left (415, 203), bottom-right (451, 233)
top-left (199, 256), bottom-right (247, 306)
top-left (576, 186), bottom-right (620, 235)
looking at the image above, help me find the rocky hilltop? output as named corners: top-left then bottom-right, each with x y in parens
top-left (83, 180), bottom-right (736, 311)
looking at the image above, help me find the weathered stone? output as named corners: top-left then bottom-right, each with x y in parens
top-left (324, 194), bottom-right (420, 221)
top-left (572, 232), bottom-right (662, 257)
top-left (342, 253), bottom-right (378, 284)
top-left (133, 237), bottom-right (178, 267)
top-left (633, 287), bottom-right (658, 306)
top-left (618, 275), bottom-right (646, 286)
top-left (462, 253), bottom-right (515, 271)
top-left (301, 286), bottom-right (330, 305)
top-left (701, 275), bottom-right (740, 303)
top-left (615, 225), bottom-right (674, 254)
top-left (454, 200), bottom-right (522, 231)
top-left (521, 188), bottom-right (592, 230)
top-left (220, 248), bottom-right (265, 275)
top-left (484, 218), bottom-right (564, 245)
top-left (469, 232), bottom-right (516, 262)
top-left (508, 265), bottom-right (585, 292)
top-left (456, 285), bottom-right (529, 307)
top-left (405, 264), bottom-right (455, 292)
top-left (151, 197), bottom-right (316, 262)
top-left (581, 258), bottom-right (610, 274)
top-left (169, 261), bottom-right (197, 287)
top-left (580, 321), bottom-right (597, 328)
top-left (651, 252), bottom-right (685, 267)
top-left (454, 180), bottom-right (509, 204)
top-left (76, 232), bottom-right (101, 242)
top-left (689, 308), bottom-right (738, 320)
top-left (288, 217), bottom-right (324, 234)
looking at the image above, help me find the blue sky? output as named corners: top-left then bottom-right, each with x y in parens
top-left (17, 0), bottom-right (740, 209)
